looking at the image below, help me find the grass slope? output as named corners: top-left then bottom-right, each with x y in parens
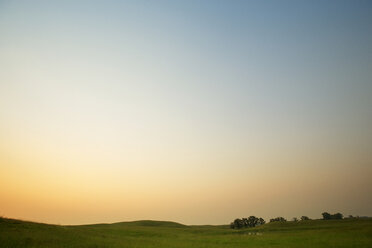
top-left (1, 217), bottom-right (371, 248)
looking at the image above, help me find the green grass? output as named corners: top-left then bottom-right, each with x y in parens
top-left (1, 217), bottom-right (371, 248)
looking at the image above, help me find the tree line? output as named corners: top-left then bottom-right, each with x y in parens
top-left (230, 216), bottom-right (265, 229)
top-left (321, 212), bottom-right (343, 220)
top-left (230, 212), bottom-right (347, 229)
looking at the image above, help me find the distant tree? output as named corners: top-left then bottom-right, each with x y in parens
top-left (332, 213), bottom-right (343, 219)
top-left (242, 218), bottom-right (249, 227)
top-left (300, 216), bottom-right (310, 221)
top-left (269, 217), bottom-right (287, 222)
top-left (247, 216), bottom-right (259, 227)
top-left (257, 218), bottom-right (266, 226)
top-left (292, 217), bottom-right (298, 222)
top-left (322, 212), bottom-right (331, 220)
top-left (232, 218), bottom-right (244, 229)
top-left (230, 216), bottom-right (266, 229)
top-left (322, 212), bottom-right (343, 220)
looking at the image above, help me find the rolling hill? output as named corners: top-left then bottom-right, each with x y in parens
top-left (1, 217), bottom-right (371, 247)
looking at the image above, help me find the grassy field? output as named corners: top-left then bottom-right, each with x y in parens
top-left (1, 217), bottom-right (371, 248)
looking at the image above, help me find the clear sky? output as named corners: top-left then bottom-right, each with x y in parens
top-left (0, 0), bottom-right (371, 225)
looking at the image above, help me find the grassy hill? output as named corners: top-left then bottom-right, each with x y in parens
top-left (1, 217), bottom-right (371, 248)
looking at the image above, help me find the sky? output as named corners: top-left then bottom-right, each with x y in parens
top-left (0, 0), bottom-right (371, 225)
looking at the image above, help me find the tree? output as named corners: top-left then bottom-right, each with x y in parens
top-left (230, 216), bottom-right (266, 229)
top-left (269, 217), bottom-right (286, 222)
top-left (247, 216), bottom-right (258, 227)
top-left (322, 212), bottom-right (331, 220)
top-left (322, 212), bottom-right (343, 220)
top-left (333, 213), bottom-right (343, 219)
top-left (292, 217), bottom-right (298, 222)
top-left (300, 216), bottom-right (310, 221)
top-left (258, 218), bottom-right (266, 226)
top-left (231, 218), bottom-right (244, 229)
top-left (242, 218), bottom-right (249, 227)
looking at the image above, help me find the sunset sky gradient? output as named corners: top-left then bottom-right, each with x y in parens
top-left (1, 0), bottom-right (371, 225)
